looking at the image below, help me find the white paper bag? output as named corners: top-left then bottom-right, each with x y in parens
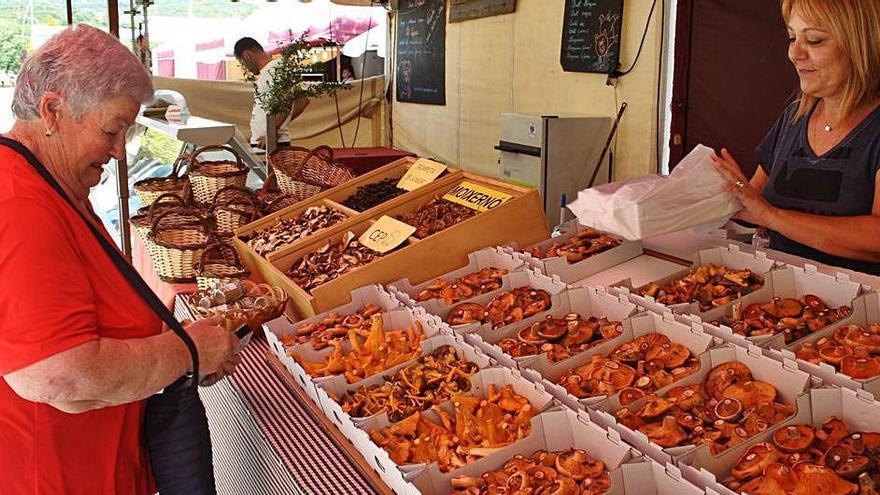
top-left (567, 144), bottom-right (741, 240)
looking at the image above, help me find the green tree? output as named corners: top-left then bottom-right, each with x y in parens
top-left (0, 20), bottom-right (26, 74)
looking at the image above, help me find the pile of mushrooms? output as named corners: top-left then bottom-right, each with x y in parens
top-left (523, 227), bottom-right (622, 264)
top-left (446, 287), bottom-right (553, 328)
top-left (451, 448), bottom-right (610, 495)
top-left (243, 205), bottom-right (348, 256)
top-left (415, 267), bottom-right (508, 305)
top-left (796, 323), bottom-right (880, 380)
top-left (398, 197), bottom-right (477, 239)
top-left (279, 303), bottom-right (382, 350)
top-left (557, 333), bottom-right (700, 401)
top-left (497, 313), bottom-right (622, 362)
top-left (614, 362), bottom-right (795, 454)
top-left (287, 232), bottom-right (385, 292)
top-left (715, 294), bottom-right (850, 343)
top-left (636, 264), bottom-right (764, 312)
top-left (723, 416), bottom-right (880, 494)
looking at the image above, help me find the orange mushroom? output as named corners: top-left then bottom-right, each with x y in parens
top-left (841, 356), bottom-right (880, 379)
top-left (645, 342), bottom-right (691, 368)
top-left (704, 362), bottom-right (752, 400)
top-left (818, 417), bottom-right (851, 449)
top-left (637, 395), bottom-right (676, 419)
top-left (773, 425), bottom-right (816, 453)
top-left (639, 416), bottom-right (688, 448)
top-left (819, 345), bottom-right (854, 366)
top-left (722, 380), bottom-right (777, 409)
top-left (731, 443), bottom-right (780, 480)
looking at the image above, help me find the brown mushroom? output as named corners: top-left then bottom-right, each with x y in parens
top-left (645, 342), bottom-right (691, 368)
top-left (835, 456), bottom-right (872, 480)
top-left (773, 425), bottom-right (816, 453)
top-left (618, 387), bottom-right (646, 405)
top-left (614, 407), bottom-right (645, 430)
top-left (580, 472), bottom-right (611, 495)
top-left (738, 476), bottom-right (786, 495)
top-left (535, 318), bottom-right (569, 341)
top-left (804, 294), bottom-right (828, 311)
top-left (638, 395), bottom-right (676, 419)
top-left (839, 433), bottom-right (867, 455)
top-left (731, 443), bottom-right (780, 480)
top-left (555, 449), bottom-right (604, 481)
top-left (791, 464), bottom-right (858, 495)
top-left (591, 361), bottom-right (637, 390)
top-left (704, 362), bottom-right (753, 400)
top-left (824, 445), bottom-right (854, 470)
top-left (780, 298), bottom-right (805, 317)
top-left (818, 417), bottom-right (851, 449)
top-left (518, 325), bottom-right (546, 345)
top-left (712, 397), bottom-right (744, 423)
top-left (639, 416), bottom-right (688, 447)
top-left (841, 356), bottom-right (880, 379)
top-left (765, 462), bottom-right (800, 491)
top-left (819, 345), bottom-right (854, 366)
top-left (797, 343), bottom-right (823, 364)
top-left (666, 384), bottom-right (706, 410)
top-left (722, 380), bottom-right (777, 409)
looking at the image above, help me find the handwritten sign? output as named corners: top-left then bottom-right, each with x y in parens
top-left (359, 216), bottom-right (416, 254)
top-left (397, 159), bottom-right (448, 191)
top-left (442, 181), bottom-right (513, 213)
top-left (560, 0), bottom-right (624, 74)
top-left (164, 104), bottom-right (190, 124)
top-left (395, 0), bottom-right (447, 105)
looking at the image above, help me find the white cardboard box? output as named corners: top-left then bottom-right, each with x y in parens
top-left (387, 247), bottom-right (526, 313)
top-left (510, 219), bottom-right (645, 284)
top-left (768, 291), bottom-right (880, 396)
top-left (264, 285), bottom-right (407, 406)
top-left (680, 387), bottom-right (880, 494)
top-left (591, 344), bottom-right (810, 467)
top-left (465, 285), bottom-right (639, 370)
top-left (314, 333), bottom-right (495, 443)
top-left (527, 310), bottom-right (715, 414)
top-left (616, 245), bottom-right (778, 320)
top-left (395, 269), bottom-right (568, 336)
top-left (693, 264), bottom-right (863, 350)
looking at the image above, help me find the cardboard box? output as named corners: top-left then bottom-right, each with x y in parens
top-left (465, 285), bottom-right (639, 370)
top-left (768, 291), bottom-right (880, 396)
top-left (263, 285), bottom-right (406, 406)
top-left (266, 173), bottom-right (550, 319)
top-left (692, 264), bottom-right (863, 350)
top-left (591, 344), bottom-right (810, 467)
top-left (408, 269), bottom-right (568, 337)
top-left (409, 408), bottom-right (706, 495)
top-left (616, 245), bottom-right (778, 320)
top-left (387, 247), bottom-right (527, 313)
top-left (352, 367), bottom-right (556, 492)
top-left (679, 387), bottom-right (880, 493)
top-left (314, 334), bottom-right (495, 442)
top-left (509, 219), bottom-right (645, 284)
top-left (522, 309), bottom-right (715, 413)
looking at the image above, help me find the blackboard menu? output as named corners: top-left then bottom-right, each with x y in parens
top-left (396, 0), bottom-right (447, 105)
top-left (560, 0), bottom-right (624, 73)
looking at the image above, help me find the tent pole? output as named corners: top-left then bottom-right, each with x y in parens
top-left (108, 0), bottom-right (119, 37)
top-left (66, 0), bottom-right (73, 25)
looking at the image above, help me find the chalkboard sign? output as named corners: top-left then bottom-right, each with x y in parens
top-left (560, 0), bottom-right (624, 74)
top-left (396, 0), bottom-right (447, 105)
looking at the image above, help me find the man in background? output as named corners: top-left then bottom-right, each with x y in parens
top-left (234, 37), bottom-right (309, 149)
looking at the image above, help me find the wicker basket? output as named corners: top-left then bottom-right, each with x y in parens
top-left (131, 193), bottom-right (199, 262)
top-left (149, 210), bottom-right (212, 283)
top-left (211, 185), bottom-right (259, 236)
top-left (269, 145), bottom-right (354, 201)
top-left (255, 170), bottom-right (299, 215)
top-left (194, 242), bottom-right (251, 291)
top-left (188, 145), bottom-right (249, 205)
top-left (191, 280), bottom-right (287, 332)
top-left (133, 154), bottom-right (190, 207)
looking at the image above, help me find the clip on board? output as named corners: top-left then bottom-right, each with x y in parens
top-left (560, 0), bottom-right (625, 74)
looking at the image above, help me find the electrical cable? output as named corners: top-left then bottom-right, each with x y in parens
top-left (615, 0), bottom-right (658, 77)
top-left (328, 9), bottom-right (347, 147)
top-left (349, 1), bottom-right (375, 146)
top-left (655, 0), bottom-right (665, 172)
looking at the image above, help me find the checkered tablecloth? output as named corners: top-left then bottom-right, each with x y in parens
top-left (176, 298), bottom-right (379, 495)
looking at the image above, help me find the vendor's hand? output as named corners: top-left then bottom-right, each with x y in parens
top-left (184, 316), bottom-right (240, 376)
top-left (711, 148), bottom-right (778, 227)
top-left (200, 354), bottom-right (243, 387)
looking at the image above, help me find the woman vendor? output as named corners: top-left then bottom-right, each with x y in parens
top-left (713, 0), bottom-right (880, 274)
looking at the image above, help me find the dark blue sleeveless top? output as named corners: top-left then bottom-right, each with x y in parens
top-left (756, 100), bottom-right (880, 275)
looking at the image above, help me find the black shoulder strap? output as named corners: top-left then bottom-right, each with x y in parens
top-left (0, 137), bottom-right (199, 385)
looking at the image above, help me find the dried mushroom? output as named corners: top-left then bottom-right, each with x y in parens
top-left (286, 231), bottom-right (385, 292)
top-left (244, 205), bottom-right (348, 256)
top-left (343, 178), bottom-right (407, 212)
top-left (397, 197), bottom-right (477, 239)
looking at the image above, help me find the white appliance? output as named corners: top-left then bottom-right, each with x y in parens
top-left (495, 113), bottom-right (612, 216)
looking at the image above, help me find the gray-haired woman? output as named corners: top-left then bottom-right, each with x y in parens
top-left (0, 24), bottom-right (239, 494)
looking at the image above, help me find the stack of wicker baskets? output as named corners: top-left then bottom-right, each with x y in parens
top-left (188, 145), bottom-right (249, 205)
top-left (269, 145), bottom-right (354, 201)
top-left (148, 209), bottom-right (212, 283)
top-left (193, 242), bottom-right (251, 291)
top-left (133, 154), bottom-right (190, 207)
top-left (211, 185), bottom-right (260, 237)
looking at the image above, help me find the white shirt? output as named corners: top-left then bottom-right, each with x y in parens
top-left (250, 58), bottom-right (292, 145)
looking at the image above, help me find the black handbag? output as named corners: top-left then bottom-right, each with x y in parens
top-left (0, 137), bottom-right (216, 495)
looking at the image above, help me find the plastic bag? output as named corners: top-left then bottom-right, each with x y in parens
top-left (567, 144), bottom-right (741, 240)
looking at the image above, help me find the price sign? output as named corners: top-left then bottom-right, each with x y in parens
top-left (442, 181), bottom-right (513, 213)
top-left (396, 159), bottom-right (448, 191)
top-left (359, 216), bottom-right (417, 254)
top-left (164, 104), bottom-right (190, 124)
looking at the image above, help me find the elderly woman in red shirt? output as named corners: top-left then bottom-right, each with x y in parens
top-left (0, 25), bottom-right (239, 494)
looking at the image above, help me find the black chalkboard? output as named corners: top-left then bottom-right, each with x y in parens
top-left (396, 0), bottom-right (447, 105)
top-left (560, 0), bottom-right (624, 74)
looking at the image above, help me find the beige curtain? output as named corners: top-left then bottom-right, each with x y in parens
top-left (151, 75), bottom-right (387, 147)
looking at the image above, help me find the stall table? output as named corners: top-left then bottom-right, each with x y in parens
top-left (332, 147), bottom-right (417, 176)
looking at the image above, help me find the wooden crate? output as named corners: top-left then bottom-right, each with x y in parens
top-left (234, 157), bottom-right (463, 282)
top-left (265, 173), bottom-right (550, 319)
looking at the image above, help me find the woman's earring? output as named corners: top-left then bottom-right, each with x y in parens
top-left (45, 128), bottom-right (53, 137)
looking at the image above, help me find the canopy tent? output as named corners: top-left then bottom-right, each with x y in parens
top-left (341, 24), bottom-right (386, 58)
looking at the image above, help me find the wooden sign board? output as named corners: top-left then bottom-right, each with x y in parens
top-left (442, 181), bottom-right (513, 212)
top-left (449, 0), bottom-right (517, 23)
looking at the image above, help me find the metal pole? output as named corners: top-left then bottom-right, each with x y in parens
top-left (65, 0), bottom-right (72, 25)
top-left (116, 156), bottom-right (132, 258)
top-left (108, 0), bottom-right (120, 37)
